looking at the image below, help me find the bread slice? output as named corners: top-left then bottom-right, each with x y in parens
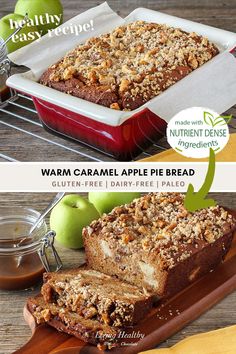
top-left (83, 193), bottom-right (236, 297)
top-left (41, 267), bottom-right (154, 327)
top-left (27, 295), bottom-right (118, 350)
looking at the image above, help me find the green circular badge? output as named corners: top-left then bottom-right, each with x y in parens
top-left (167, 107), bottom-right (230, 158)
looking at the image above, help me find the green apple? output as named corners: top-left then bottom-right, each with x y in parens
top-left (15, 0), bottom-right (63, 35)
top-left (0, 14), bottom-right (39, 53)
top-left (88, 192), bottom-right (141, 215)
top-left (50, 194), bottom-right (100, 249)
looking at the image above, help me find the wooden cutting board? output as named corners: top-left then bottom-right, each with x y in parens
top-left (15, 210), bottom-right (236, 354)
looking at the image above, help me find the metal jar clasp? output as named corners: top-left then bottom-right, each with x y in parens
top-left (0, 59), bottom-right (18, 106)
top-left (0, 58), bottom-right (11, 74)
top-left (39, 231), bottom-right (62, 272)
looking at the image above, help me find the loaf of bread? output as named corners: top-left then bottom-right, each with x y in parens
top-left (83, 193), bottom-right (236, 296)
top-left (40, 21), bottom-right (219, 111)
top-left (27, 295), bottom-right (118, 350)
top-left (27, 193), bottom-right (236, 349)
top-left (41, 267), bottom-right (154, 327)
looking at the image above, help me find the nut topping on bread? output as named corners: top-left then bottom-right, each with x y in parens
top-left (83, 193), bottom-right (236, 295)
top-left (28, 295), bottom-right (118, 350)
top-left (41, 267), bottom-right (154, 328)
top-left (27, 193), bottom-right (236, 349)
top-left (40, 21), bottom-right (219, 110)
top-left (85, 193), bottom-right (234, 268)
top-left (28, 267), bottom-right (155, 349)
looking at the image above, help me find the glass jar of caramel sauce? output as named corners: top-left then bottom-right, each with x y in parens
top-left (0, 207), bottom-right (62, 290)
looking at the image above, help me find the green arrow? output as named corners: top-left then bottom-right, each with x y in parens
top-left (184, 148), bottom-right (216, 212)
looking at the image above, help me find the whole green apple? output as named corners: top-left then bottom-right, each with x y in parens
top-left (50, 194), bottom-right (100, 249)
top-left (15, 0), bottom-right (63, 35)
top-left (0, 14), bottom-right (39, 53)
top-left (88, 192), bottom-right (141, 215)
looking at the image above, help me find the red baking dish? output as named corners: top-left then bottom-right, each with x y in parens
top-left (7, 6), bottom-right (236, 161)
top-left (33, 97), bottom-right (166, 160)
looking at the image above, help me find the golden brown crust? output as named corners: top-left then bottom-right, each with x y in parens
top-left (27, 295), bottom-right (118, 349)
top-left (83, 193), bottom-right (236, 295)
top-left (41, 267), bottom-right (154, 327)
top-left (40, 21), bottom-right (219, 110)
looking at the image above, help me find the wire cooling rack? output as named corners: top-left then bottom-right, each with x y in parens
top-left (0, 94), bottom-right (171, 162)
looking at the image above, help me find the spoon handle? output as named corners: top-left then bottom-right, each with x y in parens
top-left (29, 192), bottom-right (65, 235)
top-left (2, 14), bottom-right (29, 47)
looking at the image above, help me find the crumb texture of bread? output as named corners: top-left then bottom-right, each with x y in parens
top-left (27, 192), bottom-right (236, 349)
top-left (41, 267), bottom-right (154, 327)
top-left (83, 192), bottom-right (236, 296)
top-left (40, 21), bottom-right (219, 110)
top-left (27, 296), bottom-right (118, 349)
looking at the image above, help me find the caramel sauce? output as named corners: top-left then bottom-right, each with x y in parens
top-left (0, 240), bottom-right (44, 291)
top-left (0, 86), bottom-right (11, 103)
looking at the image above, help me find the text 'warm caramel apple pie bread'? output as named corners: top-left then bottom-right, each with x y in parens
top-left (40, 21), bottom-right (219, 110)
top-left (83, 193), bottom-right (236, 296)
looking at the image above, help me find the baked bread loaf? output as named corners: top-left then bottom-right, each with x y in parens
top-left (40, 21), bottom-right (219, 111)
top-left (83, 193), bottom-right (236, 296)
top-left (27, 295), bottom-right (118, 350)
top-left (41, 267), bottom-right (154, 327)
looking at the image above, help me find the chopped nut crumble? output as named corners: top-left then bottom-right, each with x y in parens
top-left (40, 21), bottom-right (219, 110)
